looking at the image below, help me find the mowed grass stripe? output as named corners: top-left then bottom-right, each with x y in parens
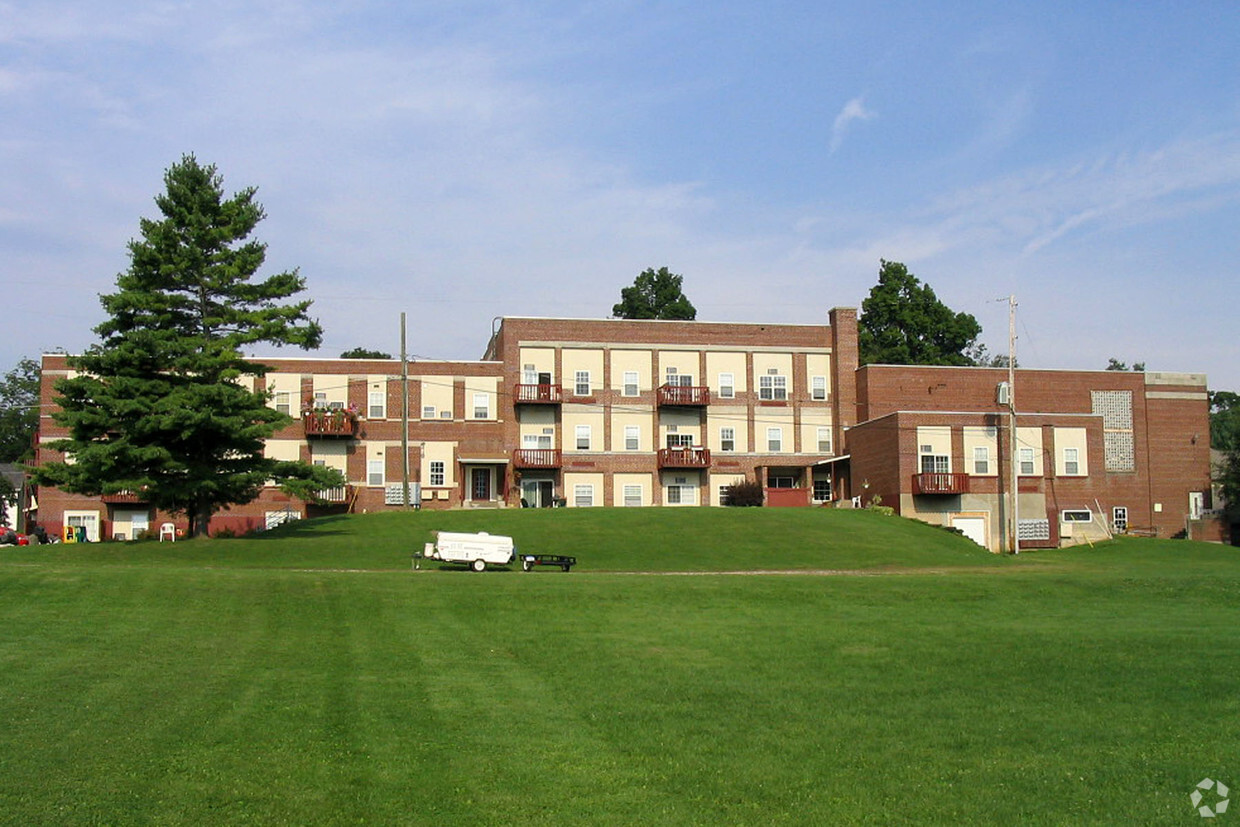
top-left (2, 512), bottom-right (1239, 823)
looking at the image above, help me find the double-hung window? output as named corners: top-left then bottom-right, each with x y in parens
top-left (720, 427), bottom-right (735, 452)
top-left (575, 424), bottom-right (592, 451)
top-left (1019, 447), bottom-right (1035, 476)
top-left (429, 461), bottom-right (445, 487)
top-left (811, 376), bottom-right (827, 401)
top-left (973, 447), bottom-right (989, 475)
top-left (369, 390), bottom-right (385, 419)
top-left (623, 371), bottom-right (639, 396)
top-left (473, 393), bottom-right (489, 419)
top-left (767, 427), bottom-right (783, 452)
top-left (718, 373), bottom-right (735, 399)
top-left (817, 427), bottom-right (832, 453)
top-left (1063, 447), bottom-right (1080, 476)
top-left (367, 460), bottom-right (384, 487)
top-left (574, 371), bottom-right (591, 397)
top-left (759, 374), bottom-right (787, 401)
top-left (623, 485), bottom-right (642, 507)
top-left (624, 425), bottom-right (640, 451)
top-left (574, 484), bottom-right (594, 508)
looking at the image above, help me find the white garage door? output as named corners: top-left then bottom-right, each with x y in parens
top-left (952, 516), bottom-right (987, 549)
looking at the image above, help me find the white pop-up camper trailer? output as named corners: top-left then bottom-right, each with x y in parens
top-left (422, 531), bottom-right (516, 572)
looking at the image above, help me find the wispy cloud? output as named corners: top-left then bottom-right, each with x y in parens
top-left (829, 95), bottom-right (876, 154)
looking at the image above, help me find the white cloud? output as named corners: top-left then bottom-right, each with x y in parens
top-left (829, 95), bottom-right (876, 154)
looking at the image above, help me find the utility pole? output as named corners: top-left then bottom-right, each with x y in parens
top-left (401, 312), bottom-right (411, 510)
top-left (1007, 295), bottom-right (1019, 554)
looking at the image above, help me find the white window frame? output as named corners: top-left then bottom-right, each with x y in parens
top-left (575, 370), bottom-right (591, 397)
top-left (367, 459), bottom-right (384, 487)
top-left (920, 444), bottom-right (950, 474)
top-left (429, 461), bottom-right (445, 487)
top-left (666, 483), bottom-right (696, 505)
top-left (812, 478), bottom-right (832, 502)
top-left (275, 391), bottom-right (292, 416)
top-left (1112, 506), bottom-right (1128, 533)
top-left (575, 424), bottom-right (591, 451)
top-left (1019, 447), bottom-right (1035, 476)
top-left (1063, 447), bottom-right (1080, 476)
top-left (422, 405), bottom-right (436, 419)
top-left (622, 484), bottom-right (643, 507)
top-left (767, 427), bottom-right (783, 452)
top-left (720, 427), bottom-right (735, 452)
top-left (624, 425), bottom-right (640, 451)
top-left (759, 374), bottom-right (788, 401)
top-left (574, 484), bottom-right (594, 508)
top-left (718, 372), bottom-right (735, 399)
top-left (973, 446), bottom-right (989, 475)
top-left (473, 392), bottom-right (490, 420)
top-left (666, 433), bottom-right (693, 449)
top-left (523, 433), bottom-right (553, 449)
top-left (811, 376), bottom-right (827, 401)
top-left (369, 390), bottom-right (385, 419)
top-left (623, 371), bottom-right (639, 397)
top-left (816, 427), bottom-right (832, 453)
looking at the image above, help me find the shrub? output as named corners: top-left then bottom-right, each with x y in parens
top-left (723, 480), bottom-right (764, 507)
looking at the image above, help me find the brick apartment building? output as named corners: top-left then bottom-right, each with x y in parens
top-left (32, 307), bottom-right (1223, 550)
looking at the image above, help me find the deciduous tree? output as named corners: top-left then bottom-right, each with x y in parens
top-left (1210, 391), bottom-right (1240, 451)
top-left (339, 347), bottom-right (393, 359)
top-left (612, 267), bottom-right (696, 320)
top-left (0, 357), bottom-right (40, 463)
top-left (33, 155), bottom-right (342, 537)
top-left (858, 260), bottom-right (980, 366)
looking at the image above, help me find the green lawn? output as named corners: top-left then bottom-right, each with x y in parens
top-left (1, 509), bottom-right (1237, 824)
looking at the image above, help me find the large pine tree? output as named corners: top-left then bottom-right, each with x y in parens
top-left (35, 155), bottom-right (342, 537)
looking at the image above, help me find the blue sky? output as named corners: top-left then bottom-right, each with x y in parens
top-left (3, 1), bottom-right (1238, 389)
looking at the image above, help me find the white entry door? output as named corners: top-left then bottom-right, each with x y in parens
top-left (952, 516), bottom-right (988, 549)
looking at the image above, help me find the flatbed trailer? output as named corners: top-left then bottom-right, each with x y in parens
top-left (521, 554), bottom-right (577, 572)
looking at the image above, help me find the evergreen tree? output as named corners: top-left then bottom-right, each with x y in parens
top-left (612, 267), bottom-right (697, 320)
top-left (34, 155), bottom-right (342, 537)
top-left (858, 260), bottom-right (981, 366)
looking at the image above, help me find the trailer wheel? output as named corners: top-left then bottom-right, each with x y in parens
top-left (471, 558), bottom-right (486, 572)
top-left (562, 564), bottom-right (571, 572)
top-left (522, 559), bottom-right (532, 572)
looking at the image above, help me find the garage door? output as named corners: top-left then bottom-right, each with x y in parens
top-left (952, 516), bottom-right (987, 549)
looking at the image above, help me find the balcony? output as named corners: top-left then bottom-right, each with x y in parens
top-left (911, 472), bottom-right (970, 495)
top-left (658, 446), bottom-right (712, 469)
top-left (515, 384), bottom-right (563, 404)
top-left (101, 490), bottom-right (149, 504)
top-left (514, 448), bottom-right (562, 469)
top-left (657, 384), bottom-right (710, 407)
top-left (303, 409), bottom-right (359, 438)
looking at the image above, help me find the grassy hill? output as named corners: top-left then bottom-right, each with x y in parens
top-left (17, 507), bottom-right (1009, 572)
top-left (1, 510), bottom-right (1237, 824)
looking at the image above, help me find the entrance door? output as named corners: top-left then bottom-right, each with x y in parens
top-left (471, 468), bottom-right (492, 502)
top-left (952, 516), bottom-right (988, 549)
